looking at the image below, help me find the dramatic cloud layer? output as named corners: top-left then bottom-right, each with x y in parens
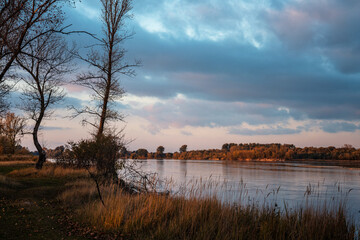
top-left (16, 0), bottom-right (360, 151)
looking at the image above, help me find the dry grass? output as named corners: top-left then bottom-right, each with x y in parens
top-left (59, 180), bottom-right (357, 240)
top-left (0, 160), bottom-right (36, 166)
top-left (2, 160), bottom-right (356, 239)
top-left (7, 165), bottom-right (91, 178)
top-left (0, 154), bottom-right (37, 162)
top-left (58, 179), bottom-right (98, 206)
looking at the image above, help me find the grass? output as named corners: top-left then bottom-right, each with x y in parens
top-left (0, 163), bottom-right (34, 175)
top-left (0, 154), bottom-right (37, 162)
top-left (7, 164), bottom-right (90, 178)
top-left (0, 160), bottom-right (359, 240)
top-left (59, 179), bottom-right (358, 240)
top-left (0, 154), bottom-right (37, 175)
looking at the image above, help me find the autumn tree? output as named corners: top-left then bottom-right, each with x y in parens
top-left (119, 146), bottom-right (128, 158)
top-left (0, 112), bottom-right (26, 154)
top-left (179, 144), bottom-right (187, 153)
top-left (72, 0), bottom-right (139, 137)
top-left (156, 145), bottom-right (165, 159)
top-left (17, 30), bottom-right (72, 169)
top-left (222, 143), bottom-right (229, 151)
top-left (137, 148), bottom-right (148, 159)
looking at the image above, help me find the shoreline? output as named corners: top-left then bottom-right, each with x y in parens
top-left (136, 158), bottom-right (360, 169)
top-left (1, 163), bottom-right (358, 239)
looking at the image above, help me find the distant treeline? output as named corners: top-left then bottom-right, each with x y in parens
top-left (46, 143), bottom-right (360, 161)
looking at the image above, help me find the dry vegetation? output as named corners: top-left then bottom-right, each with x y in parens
top-left (0, 163), bottom-right (358, 239)
top-left (58, 179), bottom-right (357, 240)
top-left (7, 165), bottom-right (91, 178)
top-left (0, 160), bottom-right (34, 166)
top-left (0, 154), bottom-right (37, 162)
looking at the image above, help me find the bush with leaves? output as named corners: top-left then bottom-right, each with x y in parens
top-left (53, 132), bottom-right (125, 205)
top-left (54, 132), bottom-right (160, 206)
top-left (56, 133), bottom-right (123, 180)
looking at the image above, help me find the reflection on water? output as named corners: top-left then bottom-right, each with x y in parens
top-left (139, 159), bottom-right (360, 224)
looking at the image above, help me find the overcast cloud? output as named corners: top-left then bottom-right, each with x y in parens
top-left (17, 0), bottom-right (360, 151)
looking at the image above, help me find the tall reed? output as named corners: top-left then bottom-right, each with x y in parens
top-left (59, 179), bottom-right (357, 240)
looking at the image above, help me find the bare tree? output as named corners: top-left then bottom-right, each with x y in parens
top-left (71, 0), bottom-right (140, 137)
top-left (0, 0), bottom-right (69, 80)
top-left (16, 32), bottom-right (73, 169)
top-left (0, 83), bottom-right (11, 116)
top-left (0, 112), bottom-right (26, 154)
top-left (0, 0), bottom-right (71, 113)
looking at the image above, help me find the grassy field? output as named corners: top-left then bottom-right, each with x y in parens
top-left (0, 161), bottom-right (358, 240)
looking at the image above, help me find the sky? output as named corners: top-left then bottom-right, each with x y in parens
top-left (16, 0), bottom-right (360, 152)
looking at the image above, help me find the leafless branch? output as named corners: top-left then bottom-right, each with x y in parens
top-left (16, 21), bottom-right (73, 169)
top-left (71, 0), bottom-right (140, 136)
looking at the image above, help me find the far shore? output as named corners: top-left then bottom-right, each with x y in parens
top-left (3, 153), bottom-right (360, 169)
top-left (137, 158), bottom-right (360, 169)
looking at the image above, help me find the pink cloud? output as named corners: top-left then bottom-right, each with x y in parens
top-left (64, 83), bottom-right (86, 93)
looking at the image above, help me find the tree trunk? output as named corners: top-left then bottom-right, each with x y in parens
top-left (97, 45), bottom-right (113, 137)
top-left (34, 110), bottom-right (45, 169)
top-left (97, 91), bottom-right (109, 137)
top-left (35, 150), bottom-right (46, 169)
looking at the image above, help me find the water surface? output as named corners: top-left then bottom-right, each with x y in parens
top-left (138, 159), bottom-right (360, 224)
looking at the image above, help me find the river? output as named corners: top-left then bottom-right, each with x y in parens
top-left (136, 159), bottom-right (360, 225)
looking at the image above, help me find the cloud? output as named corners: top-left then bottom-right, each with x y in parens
top-left (127, 94), bottom-right (296, 132)
top-left (65, 0), bottom-right (360, 126)
top-left (125, 28), bottom-right (360, 121)
top-left (56, 96), bottom-right (84, 110)
top-left (41, 126), bottom-right (71, 131)
top-left (181, 130), bottom-right (192, 136)
top-left (265, 0), bottom-right (360, 74)
top-left (320, 121), bottom-right (360, 133)
top-left (72, 2), bottom-right (100, 21)
top-left (125, 92), bottom-right (360, 136)
top-left (142, 123), bottom-right (162, 135)
top-left (133, 0), bottom-right (271, 47)
top-left (229, 126), bottom-right (303, 136)
top-left (51, 0), bottom-right (360, 149)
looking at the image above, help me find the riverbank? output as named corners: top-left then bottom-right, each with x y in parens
top-left (285, 159), bottom-right (360, 168)
top-left (142, 158), bottom-right (360, 169)
top-left (0, 162), bottom-right (358, 239)
top-left (114, 143), bottom-right (360, 163)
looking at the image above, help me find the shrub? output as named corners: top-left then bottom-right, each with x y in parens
top-left (57, 133), bottom-right (124, 182)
